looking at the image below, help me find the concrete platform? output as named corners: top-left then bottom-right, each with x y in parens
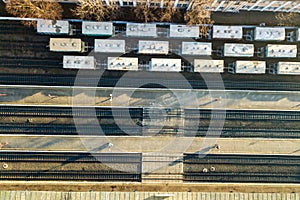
top-left (0, 190), bottom-right (299, 200)
top-left (0, 85), bottom-right (299, 110)
top-left (1, 136), bottom-right (300, 156)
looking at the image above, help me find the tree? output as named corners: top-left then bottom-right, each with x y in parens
top-left (72, 0), bottom-right (121, 21)
top-left (159, 0), bottom-right (181, 22)
top-left (5, 0), bottom-right (63, 27)
top-left (275, 12), bottom-right (299, 27)
top-left (133, 0), bottom-right (158, 23)
top-left (184, 0), bottom-right (214, 37)
top-left (107, 1), bottom-right (122, 21)
top-left (72, 0), bottom-right (108, 21)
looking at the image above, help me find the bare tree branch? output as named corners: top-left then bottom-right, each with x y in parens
top-left (72, 0), bottom-right (108, 21)
top-left (275, 12), bottom-right (299, 27)
top-left (133, 0), bottom-right (159, 23)
top-left (159, 0), bottom-right (181, 22)
top-left (184, 0), bottom-right (214, 36)
top-left (72, 0), bottom-right (122, 21)
top-left (5, 0), bottom-right (63, 27)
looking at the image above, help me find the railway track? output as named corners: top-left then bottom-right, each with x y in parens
top-left (0, 106), bottom-right (143, 118)
top-left (185, 109), bottom-right (300, 121)
top-left (184, 154), bottom-right (300, 183)
top-left (0, 152), bottom-right (141, 163)
top-left (0, 57), bottom-right (61, 68)
top-left (3, 123), bottom-right (298, 138)
top-left (0, 152), bottom-right (141, 181)
top-left (0, 73), bottom-right (299, 90)
top-left (0, 40), bottom-right (49, 52)
top-left (184, 109), bottom-right (300, 138)
top-left (184, 127), bottom-right (300, 138)
top-left (0, 171), bottom-right (140, 181)
top-left (0, 124), bottom-right (143, 136)
top-left (0, 22), bottom-right (36, 35)
top-left (0, 106), bottom-right (299, 137)
top-left (2, 106), bottom-right (299, 121)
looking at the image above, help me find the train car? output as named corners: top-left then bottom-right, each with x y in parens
top-left (138, 40), bottom-right (169, 54)
top-left (296, 28), bottom-right (300, 41)
top-left (63, 56), bottom-right (96, 69)
top-left (126, 23), bottom-right (157, 37)
top-left (37, 19), bottom-right (72, 35)
top-left (49, 38), bottom-right (87, 52)
top-left (228, 60), bottom-right (266, 74)
top-left (107, 57), bottom-right (139, 71)
top-left (193, 59), bottom-right (224, 73)
top-left (94, 39), bottom-right (125, 53)
top-left (169, 25), bottom-right (199, 38)
top-left (150, 58), bottom-right (181, 72)
top-left (265, 44), bottom-right (297, 58)
top-left (254, 27), bottom-right (285, 41)
top-left (269, 62), bottom-right (300, 75)
top-left (212, 25), bottom-right (243, 39)
top-left (181, 42), bottom-right (212, 56)
top-left (223, 43), bottom-right (254, 57)
top-left (82, 21), bottom-right (113, 36)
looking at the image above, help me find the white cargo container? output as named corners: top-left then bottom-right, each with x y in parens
top-left (169, 25), bottom-right (199, 38)
top-left (150, 58), bottom-right (181, 72)
top-left (297, 28), bottom-right (300, 41)
top-left (94, 39), bottom-right (125, 53)
top-left (107, 57), bottom-right (139, 71)
top-left (265, 44), bottom-right (297, 58)
top-left (181, 42), bottom-right (212, 55)
top-left (82, 21), bottom-right (113, 36)
top-left (213, 25), bottom-right (243, 39)
top-left (254, 27), bottom-right (285, 41)
top-left (126, 23), bottom-right (157, 37)
top-left (270, 62), bottom-right (300, 75)
top-left (193, 59), bottom-right (224, 73)
top-left (37, 19), bottom-right (71, 34)
top-left (138, 40), bottom-right (169, 54)
top-left (229, 60), bottom-right (266, 74)
top-left (223, 43), bottom-right (254, 57)
top-left (63, 56), bottom-right (96, 69)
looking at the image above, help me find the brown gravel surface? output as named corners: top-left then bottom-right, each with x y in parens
top-left (0, 181), bottom-right (300, 193)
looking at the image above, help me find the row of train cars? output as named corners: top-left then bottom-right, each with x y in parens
top-left (38, 19), bottom-right (300, 75)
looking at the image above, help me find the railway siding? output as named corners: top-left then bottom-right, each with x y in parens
top-left (0, 106), bottom-right (299, 138)
top-left (0, 152), bottom-right (142, 182)
top-left (183, 154), bottom-right (300, 183)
